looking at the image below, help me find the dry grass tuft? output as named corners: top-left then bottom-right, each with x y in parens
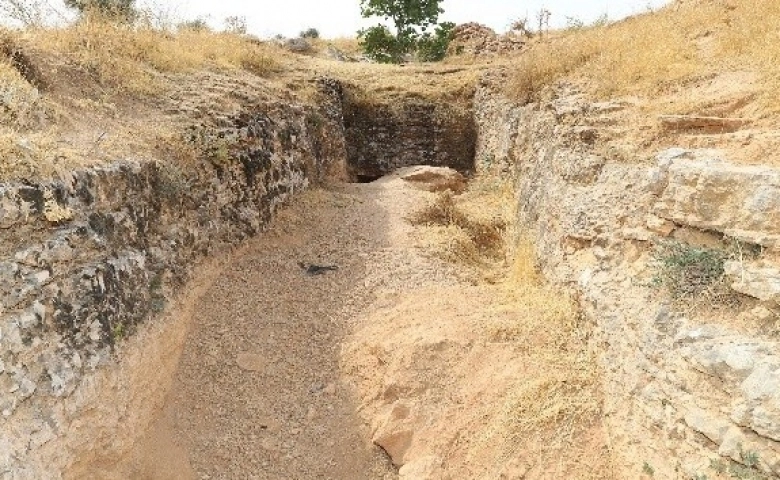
top-left (29, 16), bottom-right (282, 95)
top-left (409, 190), bottom-right (506, 265)
top-left (474, 227), bottom-right (607, 476)
top-left (507, 0), bottom-right (780, 112)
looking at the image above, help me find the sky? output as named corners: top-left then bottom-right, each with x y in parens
top-left (136, 0), bottom-right (672, 38)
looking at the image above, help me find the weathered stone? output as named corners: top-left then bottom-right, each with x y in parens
top-left (654, 159), bottom-right (780, 248)
top-left (555, 153), bottom-right (605, 184)
top-left (683, 341), bottom-right (760, 381)
top-left (398, 455), bottom-right (442, 480)
top-left (285, 38), bottom-right (311, 53)
top-left (399, 166), bottom-right (467, 193)
top-left (684, 407), bottom-right (732, 444)
top-left (447, 23), bottom-right (525, 57)
top-left (343, 92), bottom-right (475, 178)
top-left (725, 260), bottom-right (780, 303)
top-left (373, 402), bottom-right (415, 466)
top-left (474, 79), bottom-right (780, 478)
top-left (646, 215), bottom-right (675, 237)
top-left (0, 77), bottom-right (350, 477)
top-left (324, 45), bottom-right (350, 62)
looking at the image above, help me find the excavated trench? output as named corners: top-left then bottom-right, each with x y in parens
top-left (0, 80), bottom-right (490, 479)
top-left (66, 92), bottom-right (482, 479)
top-left (11, 62), bottom-right (780, 479)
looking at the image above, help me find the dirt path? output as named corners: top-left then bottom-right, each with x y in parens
top-left (111, 172), bottom-right (613, 479)
top-left (117, 174), bottom-right (440, 479)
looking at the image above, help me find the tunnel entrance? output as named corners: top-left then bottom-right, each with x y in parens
top-left (355, 174), bottom-right (383, 183)
top-left (341, 86), bottom-right (477, 180)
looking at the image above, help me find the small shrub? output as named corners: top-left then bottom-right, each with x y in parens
top-left (409, 191), bottom-right (506, 262)
top-left (358, 24), bottom-right (409, 63)
top-left (65, 0), bottom-right (136, 21)
top-left (565, 16), bottom-right (585, 30)
top-left (643, 462), bottom-right (655, 477)
top-left (300, 27), bottom-right (320, 39)
top-left (178, 18), bottom-right (210, 32)
top-left (224, 15), bottom-right (247, 35)
top-left (652, 241), bottom-right (727, 299)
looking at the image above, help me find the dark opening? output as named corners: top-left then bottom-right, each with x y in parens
top-left (356, 174), bottom-right (382, 183)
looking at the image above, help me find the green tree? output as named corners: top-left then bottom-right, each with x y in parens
top-left (358, 0), bottom-right (447, 63)
top-left (417, 21), bottom-right (454, 61)
top-left (64, 0), bottom-right (135, 20)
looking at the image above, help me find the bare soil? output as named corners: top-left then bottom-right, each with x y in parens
top-left (97, 172), bottom-right (611, 479)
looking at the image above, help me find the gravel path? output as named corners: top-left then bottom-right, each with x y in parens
top-left (126, 175), bottom-right (453, 479)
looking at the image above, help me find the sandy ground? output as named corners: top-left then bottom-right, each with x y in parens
top-left (105, 172), bottom-right (612, 480)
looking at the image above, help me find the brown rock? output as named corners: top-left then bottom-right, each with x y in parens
top-left (659, 115), bottom-right (747, 133)
top-left (372, 402), bottom-right (414, 466)
top-left (399, 166), bottom-right (467, 193)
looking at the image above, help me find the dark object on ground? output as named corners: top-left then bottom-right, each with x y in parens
top-left (297, 262), bottom-right (339, 275)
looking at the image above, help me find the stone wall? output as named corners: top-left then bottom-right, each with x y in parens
top-left (0, 80), bottom-right (347, 479)
top-left (342, 87), bottom-right (476, 179)
top-left (475, 74), bottom-right (780, 478)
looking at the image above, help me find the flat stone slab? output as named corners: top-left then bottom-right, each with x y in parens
top-left (653, 155), bottom-right (780, 248)
top-left (399, 166), bottom-right (467, 193)
top-left (659, 115), bottom-right (747, 133)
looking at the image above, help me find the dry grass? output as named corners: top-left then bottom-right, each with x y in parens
top-left (471, 235), bottom-right (608, 477)
top-left (410, 173), bottom-right (606, 473)
top-left (0, 60), bottom-right (45, 128)
top-left (409, 179), bottom-right (509, 268)
top-left (27, 15), bottom-right (282, 95)
top-left (309, 37), bottom-right (362, 57)
top-left (487, 247), bottom-right (607, 477)
top-left (0, 17), bottom-right (292, 181)
top-left (506, 0), bottom-right (780, 103)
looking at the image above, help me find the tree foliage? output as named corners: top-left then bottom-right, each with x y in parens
top-left (417, 21), bottom-right (454, 61)
top-left (360, 0), bottom-right (442, 38)
top-left (358, 0), bottom-right (451, 64)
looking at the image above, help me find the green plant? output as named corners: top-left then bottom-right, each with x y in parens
top-left (652, 241), bottom-right (727, 299)
top-left (112, 322), bottom-right (125, 341)
top-left (300, 27), bottom-right (320, 39)
top-left (741, 448), bottom-right (760, 469)
top-left (707, 449), bottom-right (768, 480)
top-left (178, 18), bottom-right (210, 32)
top-left (416, 21), bottom-right (455, 62)
top-left (710, 459), bottom-right (728, 474)
top-left (643, 462), bottom-right (655, 477)
top-left (591, 13), bottom-right (610, 28)
top-left (358, 24), bottom-right (407, 63)
top-left (357, 0), bottom-right (447, 63)
top-left (565, 16), bottom-right (585, 30)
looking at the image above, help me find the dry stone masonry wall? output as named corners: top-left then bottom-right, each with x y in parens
top-left (0, 80), bottom-right (347, 479)
top-left (475, 74), bottom-right (780, 478)
top-left (342, 87), bottom-right (476, 180)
